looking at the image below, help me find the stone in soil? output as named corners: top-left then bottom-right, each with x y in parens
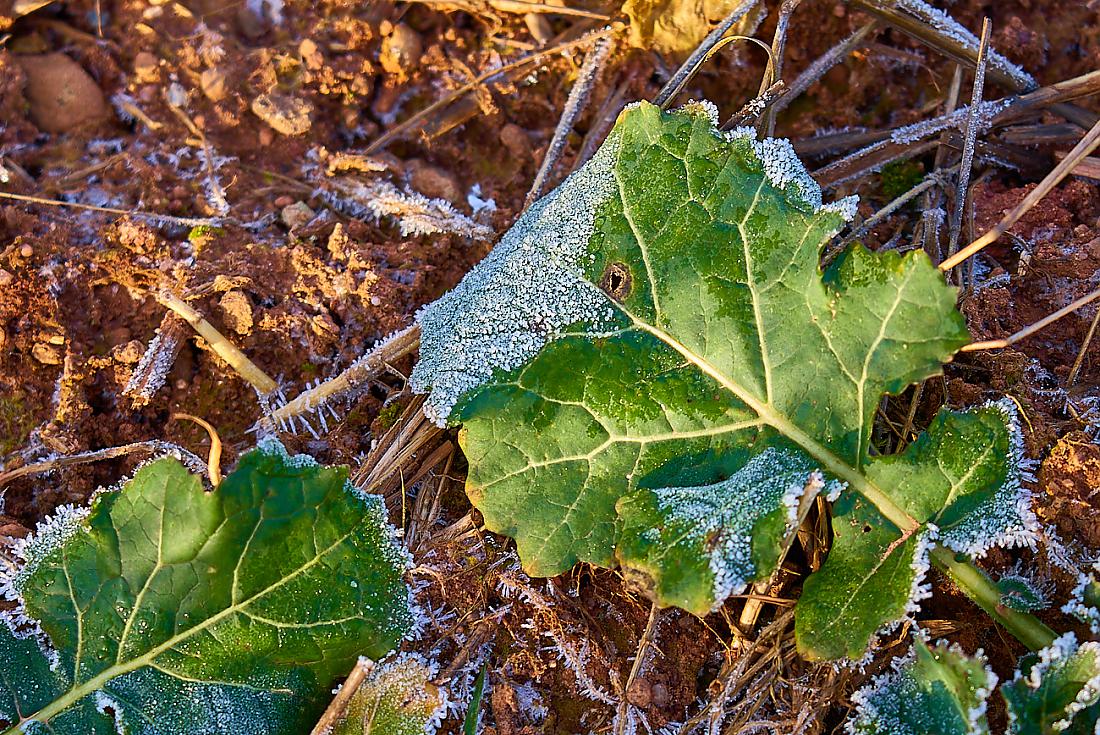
top-left (17, 52), bottom-right (108, 133)
top-left (251, 91), bottom-right (312, 135)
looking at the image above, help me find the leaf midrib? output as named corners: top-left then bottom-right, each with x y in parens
top-left (9, 521), bottom-right (364, 732)
top-left (621, 309), bottom-right (919, 534)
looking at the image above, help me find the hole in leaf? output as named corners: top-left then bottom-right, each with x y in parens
top-left (599, 262), bottom-right (632, 301)
top-left (862, 524), bottom-right (872, 534)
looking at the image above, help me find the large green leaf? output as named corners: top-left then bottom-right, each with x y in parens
top-left (1003, 633), bottom-right (1100, 735)
top-left (410, 101), bottom-right (1035, 659)
top-left (0, 443), bottom-right (412, 735)
top-left (848, 638), bottom-right (995, 735)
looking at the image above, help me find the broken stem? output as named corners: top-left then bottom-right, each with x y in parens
top-left (961, 287), bottom-right (1100, 351)
top-left (156, 290), bottom-right (278, 395)
top-left (930, 545), bottom-right (1057, 651)
top-left (262, 325), bottom-right (421, 430)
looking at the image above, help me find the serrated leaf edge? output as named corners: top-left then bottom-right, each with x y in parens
top-left (937, 398), bottom-right (1040, 558)
top-left (847, 639), bottom-right (997, 735)
top-left (1007, 632), bottom-right (1100, 733)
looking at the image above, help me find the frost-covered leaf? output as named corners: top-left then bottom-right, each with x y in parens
top-left (330, 654), bottom-right (446, 735)
top-left (410, 101), bottom-right (1034, 658)
top-left (997, 571), bottom-right (1051, 613)
top-left (848, 638), bottom-right (995, 735)
top-left (0, 443), bottom-right (412, 735)
top-left (1063, 562), bottom-right (1100, 634)
top-left (1003, 633), bottom-right (1100, 735)
top-left (796, 401), bottom-right (1038, 660)
top-left (617, 447), bottom-right (840, 615)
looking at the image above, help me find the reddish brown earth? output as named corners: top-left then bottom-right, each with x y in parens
top-left (1, 0), bottom-right (1099, 731)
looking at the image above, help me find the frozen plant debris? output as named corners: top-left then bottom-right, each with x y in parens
top-left (891, 0), bottom-right (1036, 90)
top-left (0, 447), bottom-right (412, 735)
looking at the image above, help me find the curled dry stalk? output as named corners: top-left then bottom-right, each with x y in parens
top-left (0, 441), bottom-right (207, 489)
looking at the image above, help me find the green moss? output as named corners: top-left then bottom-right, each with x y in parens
top-left (879, 160), bottom-right (924, 200)
top-left (375, 402), bottom-right (404, 432)
top-left (0, 391), bottom-right (40, 456)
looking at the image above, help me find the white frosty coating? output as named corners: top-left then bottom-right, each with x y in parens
top-left (904, 524), bottom-right (938, 617)
top-left (938, 399), bottom-right (1040, 557)
top-left (847, 641), bottom-right (996, 735)
top-left (412, 101), bottom-right (858, 424)
top-left (893, 0), bottom-right (1036, 90)
top-left (319, 176), bottom-right (493, 240)
top-left (1062, 561), bottom-right (1100, 635)
top-left (646, 447), bottom-right (841, 610)
top-left (410, 126), bottom-right (622, 425)
top-left (1006, 632), bottom-right (1100, 733)
top-left (890, 100), bottom-right (1011, 146)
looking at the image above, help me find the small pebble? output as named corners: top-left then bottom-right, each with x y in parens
top-left (17, 53), bottom-right (108, 133)
top-left (380, 23), bottom-right (422, 77)
top-left (132, 51), bottom-right (159, 83)
top-left (200, 68), bottom-right (228, 102)
top-left (219, 290), bottom-right (254, 335)
top-left (299, 38), bottom-right (324, 70)
top-left (32, 343), bottom-right (62, 365)
top-left (651, 682), bottom-right (670, 708)
top-left (258, 127), bottom-right (274, 146)
top-left (19, 244), bottom-right (33, 258)
top-left (500, 123), bottom-right (530, 161)
top-left (252, 91), bottom-right (313, 136)
top-left (0, 269), bottom-right (12, 286)
top-left (274, 194), bottom-right (294, 208)
top-left (280, 201), bottom-right (315, 230)
top-left (113, 339), bottom-right (146, 364)
top-left (407, 159), bottom-right (462, 204)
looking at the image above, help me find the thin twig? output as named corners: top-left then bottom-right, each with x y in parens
top-left (756, 0), bottom-right (801, 137)
top-left (961, 287), bottom-right (1100, 352)
top-left (653, 0), bottom-right (760, 109)
top-left (262, 325), bottom-right (420, 430)
top-left (941, 115), bottom-right (1100, 270)
top-left (1068, 307), bottom-right (1100, 387)
top-left (365, 25), bottom-right (618, 154)
top-left (408, 0), bottom-right (609, 19)
top-left (0, 441), bottom-right (206, 489)
top-left (769, 20), bottom-right (879, 117)
top-left (0, 191), bottom-right (220, 228)
top-left (157, 289), bottom-right (278, 394)
top-left (614, 603), bottom-right (663, 735)
top-left (171, 413), bottom-right (223, 487)
top-left (946, 18), bottom-right (991, 265)
top-left (525, 35), bottom-right (612, 206)
top-left (309, 658), bottom-right (376, 735)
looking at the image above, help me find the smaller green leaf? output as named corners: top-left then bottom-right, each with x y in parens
top-left (848, 638), bottom-right (995, 735)
top-left (1003, 633), bottom-right (1100, 735)
top-left (996, 571), bottom-right (1050, 613)
top-left (1063, 561), bottom-right (1100, 635)
top-left (617, 446), bottom-right (841, 614)
top-left (332, 654), bottom-right (446, 735)
top-left (796, 400), bottom-right (1038, 661)
top-left (0, 442), bottom-right (414, 735)
top-left (463, 666), bottom-right (487, 735)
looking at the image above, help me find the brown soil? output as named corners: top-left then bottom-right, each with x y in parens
top-left (1, 0), bottom-right (1100, 732)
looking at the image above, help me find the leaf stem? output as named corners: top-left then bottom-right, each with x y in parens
top-left (929, 545), bottom-right (1057, 651)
